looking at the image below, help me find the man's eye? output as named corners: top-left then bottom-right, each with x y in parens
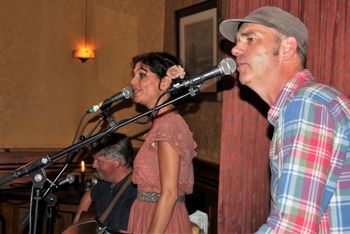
top-left (247, 37), bottom-right (255, 43)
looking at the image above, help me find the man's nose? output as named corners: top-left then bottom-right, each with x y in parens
top-left (92, 159), bottom-right (98, 168)
top-left (231, 44), bottom-right (242, 57)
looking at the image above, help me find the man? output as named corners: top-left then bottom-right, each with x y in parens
top-left (73, 133), bottom-right (137, 233)
top-left (220, 6), bottom-right (350, 233)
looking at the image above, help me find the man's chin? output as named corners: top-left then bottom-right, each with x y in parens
top-left (97, 174), bottom-right (106, 181)
top-left (238, 73), bottom-right (251, 86)
top-left (238, 77), bottom-right (248, 85)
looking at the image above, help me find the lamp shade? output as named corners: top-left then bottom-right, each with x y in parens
top-left (73, 47), bottom-right (95, 62)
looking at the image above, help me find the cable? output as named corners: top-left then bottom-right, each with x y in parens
top-left (71, 111), bottom-right (89, 145)
top-left (134, 90), bottom-right (169, 125)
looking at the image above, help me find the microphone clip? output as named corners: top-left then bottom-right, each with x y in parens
top-left (188, 86), bottom-right (201, 97)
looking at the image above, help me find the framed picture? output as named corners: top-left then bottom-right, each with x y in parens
top-left (176, 1), bottom-right (218, 95)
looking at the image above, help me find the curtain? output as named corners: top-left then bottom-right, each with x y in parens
top-left (218, 0), bottom-right (350, 233)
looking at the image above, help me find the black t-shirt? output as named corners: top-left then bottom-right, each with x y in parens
top-left (90, 175), bottom-right (137, 233)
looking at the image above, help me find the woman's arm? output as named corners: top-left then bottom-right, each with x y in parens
top-left (148, 141), bottom-right (181, 233)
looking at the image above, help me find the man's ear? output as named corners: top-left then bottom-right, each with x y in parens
top-left (282, 36), bottom-right (298, 60)
top-left (113, 159), bottom-right (122, 168)
top-left (159, 76), bottom-right (172, 91)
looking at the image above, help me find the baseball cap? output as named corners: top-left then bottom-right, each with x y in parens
top-left (219, 6), bottom-right (308, 56)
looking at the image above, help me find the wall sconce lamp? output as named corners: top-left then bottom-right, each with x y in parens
top-left (73, 47), bottom-right (95, 63)
top-left (73, 0), bottom-right (95, 63)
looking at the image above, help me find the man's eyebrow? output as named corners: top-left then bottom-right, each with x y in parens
top-left (239, 31), bottom-right (257, 38)
top-left (236, 30), bottom-right (260, 41)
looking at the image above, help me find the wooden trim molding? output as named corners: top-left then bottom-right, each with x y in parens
top-left (186, 158), bottom-right (219, 234)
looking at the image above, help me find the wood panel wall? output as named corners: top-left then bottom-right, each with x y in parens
top-left (0, 149), bottom-right (219, 234)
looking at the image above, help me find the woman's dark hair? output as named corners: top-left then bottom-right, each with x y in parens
top-left (132, 52), bottom-right (183, 80)
top-left (131, 52), bottom-right (189, 108)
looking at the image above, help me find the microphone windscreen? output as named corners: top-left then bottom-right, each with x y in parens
top-left (123, 87), bottom-right (133, 99)
top-left (220, 58), bottom-right (236, 75)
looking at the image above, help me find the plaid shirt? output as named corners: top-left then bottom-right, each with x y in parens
top-left (257, 70), bottom-right (350, 233)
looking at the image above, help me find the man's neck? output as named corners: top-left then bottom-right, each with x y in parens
top-left (111, 167), bottom-right (132, 184)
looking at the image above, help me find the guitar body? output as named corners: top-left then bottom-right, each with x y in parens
top-left (61, 220), bottom-right (111, 234)
top-left (63, 203), bottom-right (112, 234)
top-left (78, 202), bottom-right (96, 222)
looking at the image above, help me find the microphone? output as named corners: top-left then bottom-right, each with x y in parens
top-left (57, 174), bottom-right (75, 186)
top-left (88, 87), bottom-right (133, 113)
top-left (168, 58), bottom-right (236, 92)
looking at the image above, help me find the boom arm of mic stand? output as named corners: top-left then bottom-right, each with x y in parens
top-left (0, 87), bottom-right (200, 186)
top-left (115, 86), bottom-right (200, 129)
top-left (0, 129), bottom-right (115, 185)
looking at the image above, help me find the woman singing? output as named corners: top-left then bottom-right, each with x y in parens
top-left (127, 52), bottom-right (197, 234)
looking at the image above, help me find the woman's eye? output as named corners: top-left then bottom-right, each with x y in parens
top-left (137, 71), bottom-right (147, 78)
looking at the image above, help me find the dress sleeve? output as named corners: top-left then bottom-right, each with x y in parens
top-left (151, 115), bottom-right (196, 163)
top-left (257, 97), bottom-right (333, 233)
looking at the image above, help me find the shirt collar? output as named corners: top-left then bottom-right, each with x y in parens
top-left (267, 69), bottom-right (314, 126)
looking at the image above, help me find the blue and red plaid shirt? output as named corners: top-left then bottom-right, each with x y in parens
top-left (257, 70), bottom-right (350, 233)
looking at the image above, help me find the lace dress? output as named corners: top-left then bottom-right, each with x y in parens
top-left (128, 112), bottom-right (197, 234)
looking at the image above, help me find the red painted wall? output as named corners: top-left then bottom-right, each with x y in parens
top-left (219, 0), bottom-right (350, 233)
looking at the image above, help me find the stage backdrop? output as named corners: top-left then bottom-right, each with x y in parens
top-left (219, 0), bottom-right (350, 233)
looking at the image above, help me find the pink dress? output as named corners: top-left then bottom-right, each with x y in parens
top-left (128, 112), bottom-right (197, 234)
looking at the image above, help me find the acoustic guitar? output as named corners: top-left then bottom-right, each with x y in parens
top-left (62, 219), bottom-right (111, 234)
top-left (63, 175), bottom-right (132, 234)
top-left (62, 203), bottom-right (110, 234)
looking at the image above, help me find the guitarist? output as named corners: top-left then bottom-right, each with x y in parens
top-left (73, 133), bottom-right (137, 233)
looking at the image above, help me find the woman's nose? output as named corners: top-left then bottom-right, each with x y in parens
top-left (130, 76), bottom-right (138, 86)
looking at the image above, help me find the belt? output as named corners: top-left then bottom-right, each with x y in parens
top-left (137, 190), bottom-right (185, 203)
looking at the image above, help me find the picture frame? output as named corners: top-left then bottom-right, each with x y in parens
top-left (175, 1), bottom-right (218, 97)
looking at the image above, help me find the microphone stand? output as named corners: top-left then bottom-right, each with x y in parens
top-left (44, 192), bottom-right (57, 234)
top-left (0, 86), bottom-right (200, 233)
top-left (28, 168), bottom-right (47, 234)
top-left (40, 152), bottom-right (78, 234)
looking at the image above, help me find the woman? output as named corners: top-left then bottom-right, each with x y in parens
top-left (127, 52), bottom-right (197, 234)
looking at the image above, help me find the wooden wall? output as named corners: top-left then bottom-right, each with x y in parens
top-left (0, 1), bottom-right (223, 233)
top-left (164, 0), bottom-right (226, 163)
top-left (0, 0), bottom-right (165, 149)
top-left (0, 0), bottom-right (223, 163)
top-left (0, 148), bottom-right (82, 234)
